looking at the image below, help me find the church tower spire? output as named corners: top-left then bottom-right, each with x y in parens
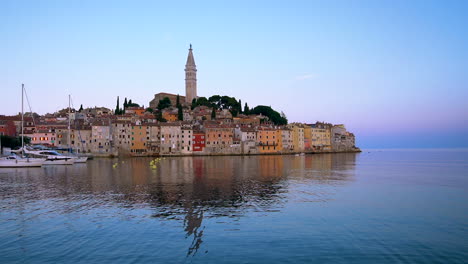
top-left (185, 44), bottom-right (197, 104)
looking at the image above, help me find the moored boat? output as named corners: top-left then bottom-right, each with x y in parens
top-left (0, 154), bottom-right (45, 168)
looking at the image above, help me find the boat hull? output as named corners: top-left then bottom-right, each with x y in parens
top-left (73, 157), bottom-right (88, 163)
top-left (43, 158), bottom-right (75, 165)
top-left (0, 158), bottom-right (45, 168)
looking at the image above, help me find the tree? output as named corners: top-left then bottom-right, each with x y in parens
top-left (157, 97), bottom-right (172, 110)
top-left (0, 135), bottom-right (30, 149)
top-left (146, 107), bottom-right (153, 113)
top-left (79, 104), bottom-right (83, 112)
top-left (250, 105), bottom-right (287, 125)
top-left (238, 99), bottom-right (242, 114)
top-left (176, 94), bottom-right (180, 107)
top-left (211, 107), bottom-right (216, 120)
top-left (115, 96), bottom-right (120, 115)
top-left (177, 105), bottom-right (183, 121)
top-left (244, 102), bottom-right (250, 114)
top-left (281, 111), bottom-right (287, 121)
top-left (191, 98), bottom-right (197, 109)
top-left (156, 110), bottom-right (167, 122)
top-left (123, 98), bottom-right (128, 109)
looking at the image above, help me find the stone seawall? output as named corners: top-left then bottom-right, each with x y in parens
top-left (92, 148), bottom-right (361, 158)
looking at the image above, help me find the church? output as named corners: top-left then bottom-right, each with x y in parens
top-left (149, 44), bottom-right (198, 109)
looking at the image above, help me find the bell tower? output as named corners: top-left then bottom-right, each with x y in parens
top-left (185, 44), bottom-right (197, 104)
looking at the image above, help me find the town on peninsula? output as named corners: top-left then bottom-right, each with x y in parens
top-left (0, 45), bottom-right (359, 157)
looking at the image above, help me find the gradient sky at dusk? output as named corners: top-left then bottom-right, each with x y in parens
top-left (2, 0), bottom-right (467, 148)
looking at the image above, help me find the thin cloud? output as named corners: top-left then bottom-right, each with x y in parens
top-left (295, 73), bottom-right (317, 81)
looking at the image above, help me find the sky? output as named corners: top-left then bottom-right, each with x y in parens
top-left (1, 0), bottom-right (467, 148)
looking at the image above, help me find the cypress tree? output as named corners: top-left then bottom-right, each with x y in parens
top-left (177, 105), bottom-right (183, 121)
top-left (79, 104), bottom-right (83, 112)
top-left (176, 94), bottom-right (180, 107)
top-left (124, 98), bottom-right (128, 109)
top-left (211, 107), bottom-right (216, 120)
top-left (115, 96), bottom-right (120, 115)
top-left (244, 102), bottom-right (250, 114)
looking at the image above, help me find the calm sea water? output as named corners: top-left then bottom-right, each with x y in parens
top-left (1, 150), bottom-right (467, 263)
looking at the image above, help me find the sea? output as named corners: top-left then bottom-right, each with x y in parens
top-left (1, 149), bottom-right (467, 263)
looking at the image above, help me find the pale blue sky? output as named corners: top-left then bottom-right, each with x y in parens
top-left (2, 0), bottom-right (467, 148)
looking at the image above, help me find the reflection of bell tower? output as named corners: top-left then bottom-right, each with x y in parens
top-left (185, 44), bottom-right (197, 104)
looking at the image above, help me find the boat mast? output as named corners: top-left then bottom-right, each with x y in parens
top-left (68, 94), bottom-right (71, 153)
top-left (21, 83), bottom-right (24, 157)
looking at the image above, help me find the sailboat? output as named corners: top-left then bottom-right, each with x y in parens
top-left (0, 84), bottom-right (45, 168)
top-left (67, 95), bottom-right (87, 163)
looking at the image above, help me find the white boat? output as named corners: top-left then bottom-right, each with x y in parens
top-left (73, 156), bottom-right (88, 163)
top-left (0, 154), bottom-right (45, 168)
top-left (0, 84), bottom-right (46, 168)
top-left (22, 149), bottom-right (76, 165)
top-left (65, 94), bottom-right (88, 163)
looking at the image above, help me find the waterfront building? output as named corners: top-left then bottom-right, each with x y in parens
top-left (146, 123), bottom-right (160, 155)
top-left (181, 124), bottom-right (193, 154)
top-left (91, 119), bottom-right (113, 154)
top-left (310, 122), bottom-right (332, 150)
top-left (192, 129), bottom-right (206, 152)
top-left (281, 127), bottom-right (294, 152)
top-left (112, 121), bottom-right (133, 155)
top-left (257, 127), bottom-right (282, 153)
top-left (70, 126), bottom-right (92, 153)
top-left (331, 125), bottom-right (356, 151)
top-left (303, 124), bottom-right (312, 151)
top-left (130, 123), bottom-right (148, 156)
top-left (160, 123), bottom-right (182, 155)
top-left (288, 123), bottom-right (305, 152)
top-left (205, 125), bottom-right (234, 153)
top-left (0, 120), bottom-right (17, 136)
top-left (234, 126), bottom-right (257, 154)
top-left (30, 129), bottom-right (57, 147)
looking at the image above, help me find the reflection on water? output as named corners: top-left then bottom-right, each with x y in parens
top-left (0, 154), bottom-right (357, 259)
top-left (2, 150), bottom-right (467, 263)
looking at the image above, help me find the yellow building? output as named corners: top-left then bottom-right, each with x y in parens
top-left (130, 123), bottom-right (148, 155)
top-left (311, 122), bottom-right (332, 150)
top-left (256, 127), bottom-right (282, 153)
top-left (303, 125), bottom-right (312, 151)
top-left (288, 123), bottom-right (305, 152)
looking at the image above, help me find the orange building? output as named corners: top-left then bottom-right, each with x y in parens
top-left (125, 107), bottom-right (146, 117)
top-left (205, 125), bottom-right (234, 148)
top-left (256, 127), bottom-right (282, 153)
top-left (162, 108), bottom-right (178, 122)
top-left (130, 123), bottom-right (148, 155)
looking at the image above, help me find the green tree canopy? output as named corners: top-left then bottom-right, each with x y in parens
top-left (157, 97), bottom-right (172, 110)
top-left (250, 105), bottom-right (288, 125)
